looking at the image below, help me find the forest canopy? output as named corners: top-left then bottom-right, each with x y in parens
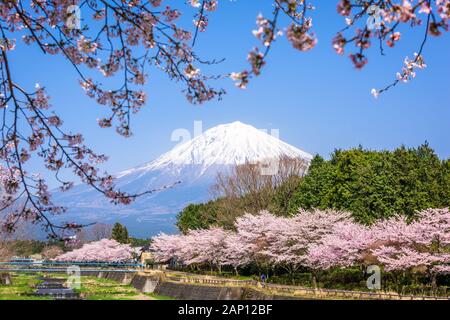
top-left (177, 143), bottom-right (450, 232)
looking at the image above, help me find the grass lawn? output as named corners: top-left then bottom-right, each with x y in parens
top-left (144, 292), bottom-right (174, 300)
top-left (0, 273), bottom-right (51, 300)
top-left (0, 273), bottom-right (173, 300)
top-left (74, 276), bottom-right (151, 300)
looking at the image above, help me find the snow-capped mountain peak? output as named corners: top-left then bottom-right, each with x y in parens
top-left (118, 121), bottom-right (312, 177)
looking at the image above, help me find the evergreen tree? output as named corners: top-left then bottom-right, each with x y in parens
top-left (122, 226), bottom-right (129, 244)
top-left (288, 143), bottom-right (449, 224)
top-left (111, 223), bottom-right (130, 244)
top-left (177, 144), bottom-right (450, 230)
top-left (177, 202), bottom-right (221, 234)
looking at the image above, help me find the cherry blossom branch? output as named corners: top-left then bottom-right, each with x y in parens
top-left (332, 0), bottom-right (447, 97)
top-left (231, 0), bottom-right (317, 88)
top-left (372, 1), bottom-right (432, 97)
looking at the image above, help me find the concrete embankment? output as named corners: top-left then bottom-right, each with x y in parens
top-left (82, 271), bottom-right (301, 300)
top-left (80, 270), bottom-right (449, 300)
top-left (0, 273), bottom-right (12, 285)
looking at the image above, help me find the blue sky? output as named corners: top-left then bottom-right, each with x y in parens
top-left (8, 1), bottom-right (450, 187)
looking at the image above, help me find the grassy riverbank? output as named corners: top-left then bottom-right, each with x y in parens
top-left (0, 273), bottom-right (50, 300)
top-left (0, 273), bottom-right (172, 300)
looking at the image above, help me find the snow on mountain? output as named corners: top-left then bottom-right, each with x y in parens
top-left (52, 121), bottom-right (313, 237)
top-left (120, 121), bottom-right (311, 174)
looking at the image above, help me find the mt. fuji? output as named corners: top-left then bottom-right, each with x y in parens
top-left (53, 121), bottom-right (313, 237)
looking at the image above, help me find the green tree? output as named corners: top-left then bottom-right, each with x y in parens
top-left (129, 238), bottom-right (150, 247)
top-left (442, 159), bottom-right (450, 202)
top-left (111, 223), bottom-right (130, 244)
top-left (286, 155), bottom-right (334, 212)
top-left (177, 143), bottom-right (450, 230)
top-left (288, 143), bottom-right (450, 224)
top-left (177, 202), bottom-right (220, 234)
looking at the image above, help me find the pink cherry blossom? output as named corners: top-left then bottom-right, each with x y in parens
top-left (55, 239), bottom-right (133, 262)
top-left (150, 208), bottom-right (450, 284)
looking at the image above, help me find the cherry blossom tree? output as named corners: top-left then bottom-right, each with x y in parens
top-left (151, 227), bottom-right (231, 272)
top-left (151, 209), bottom-right (355, 279)
top-left (1, 1), bottom-right (447, 238)
top-left (221, 233), bottom-right (250, 275)
top-left (230, 210), bottom-right (287, 276)
top-left (306, 221), bottom-right (374, 270)
top-left (370, 208), bottom-right (450, 290)
top-left (149, 233), bottom-right (183, 264)
top-left (304, 209), bottom-right (450, 290)
top-left (151, 212), bottom-right (282, 274)
top-left (54, 238), bottom-right (132, 262)
top-left (264, 209), bottom-right (353, 280)
top-left (277, 209), bottom-right (354, 287)
top-left (150, 208), bottom-right (450, 291)
top-left (184, 227), bottom-right (231, 272)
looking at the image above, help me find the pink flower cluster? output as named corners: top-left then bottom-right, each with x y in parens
top-left (54, 239), bottom-right (133, 262)
top-left (231, 0), bottom-right (317, 88)
top-left (151, 208), bottom-right (450, 275)
top-left (334, 0), bottom-right (448, 95)
top-left (1, 0), bottom-right (221, 237)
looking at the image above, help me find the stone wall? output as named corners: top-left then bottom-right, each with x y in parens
top-left (153, 283), bottom-right (304, 300)
top-left (0, 273), bottom-right (12, 285)
top-left (154, 281), bottom-right (244, 300)
top-left (79, 271), bottom-right (134, 285)
top-left (80, 271), bottom-right (101, 277)
top-left (241, 288), bottom-right (304, 300)
top-left (130, 274), bottom-right (160, 293)
top-left (91, 271), bottom-right (450, 300)
top-left (92, 272), bottom-right (303, 300)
